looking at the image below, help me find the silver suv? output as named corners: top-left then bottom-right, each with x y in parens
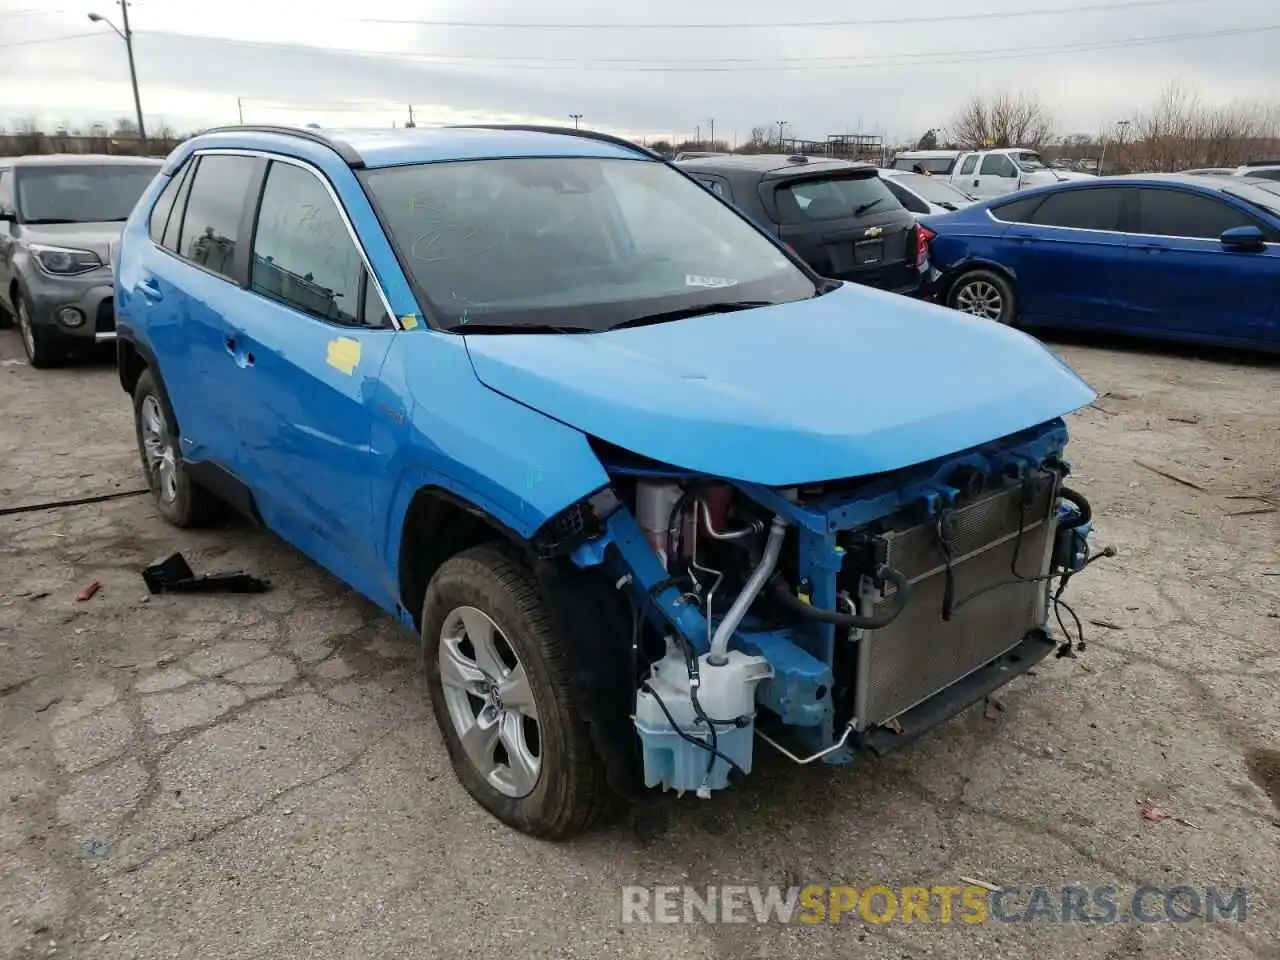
top-left (0, 154), bottom-right (161, 367)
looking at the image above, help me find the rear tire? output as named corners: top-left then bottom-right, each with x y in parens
top-left (421, 544), bottom-right (609, 839)
top-left (948, 269), bottom-right (1017, 325)
top-left (132, 368), bottom-right (227, 528)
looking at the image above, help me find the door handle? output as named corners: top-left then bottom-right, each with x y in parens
top-left (1008, 233), bottom-right (1039, 243)
top-left (137, 278), bottom-right (163, 301)
top-left (1135, 243), bottom-right (1169, 253)
top-left (225, 335), bottom-right (237, 354)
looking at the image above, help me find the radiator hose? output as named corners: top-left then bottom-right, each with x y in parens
top-left (1057, 487), bottom-right (1092, 530)
top-left (768, 564), bottom-right (911, 630)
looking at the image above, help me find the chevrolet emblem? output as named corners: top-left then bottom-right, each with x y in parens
top-left (864, 226), bottom-right (883, 238)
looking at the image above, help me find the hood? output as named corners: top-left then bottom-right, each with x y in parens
top-left (19, 222), bottom-right (124, 266)
top-left (463, 284), bottom-right (1096, 486)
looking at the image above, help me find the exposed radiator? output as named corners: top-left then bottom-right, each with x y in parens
top-left (853, 471), bottom-right (1058, 729)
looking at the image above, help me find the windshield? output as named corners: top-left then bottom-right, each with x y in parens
top-left (892, 173), bottom-right (974, 204)
top-left (1013, 152), bottom-right (1048, 172)
top-left (776, 174), bottom-right (903, 221)
top-left (15, 164), bottom-right (159, 223)
top-left (361, 157), bottom-right (817, 331)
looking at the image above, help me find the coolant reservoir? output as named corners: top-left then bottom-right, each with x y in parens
top-left (634, 643), bottom-right (773, 795)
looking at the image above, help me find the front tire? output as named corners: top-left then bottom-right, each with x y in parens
top-left (422, 544), bottom-right (609, 839)
top-left (132, 369), bottom-right (226, 528)
top-left (948, 269), bottom-right (1017, 325)
top-left (17, 294), bottom-right (65, 368)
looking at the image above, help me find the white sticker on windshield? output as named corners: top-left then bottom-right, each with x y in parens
top-left (686, 274), bottom-right (739, 288)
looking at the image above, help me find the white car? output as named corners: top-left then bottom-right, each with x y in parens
top-left (878, 169), bottom-right (977, 215)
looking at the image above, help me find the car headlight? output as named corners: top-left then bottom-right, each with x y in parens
top-left (30, 244), bottom-right (103, 276)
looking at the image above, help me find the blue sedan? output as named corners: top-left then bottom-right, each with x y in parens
top-left (922, 174), bottom-right (1280, 351)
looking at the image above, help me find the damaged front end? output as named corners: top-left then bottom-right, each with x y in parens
top-left (552, 418), bottom-right (1104, 797)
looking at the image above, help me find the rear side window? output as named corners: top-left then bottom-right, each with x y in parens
top-left (989, 194), bottom-right (1046, 223)
top-left (1028, 187), bottom-right (1127, 231)
top-left (178, 154), bottom-right (257, 280)
top-left (1135, 188), bottom-right (1259, 239)
top-left (148, 160), bottom-right (190, 244)
top-left (250, 161), bottom-right (365, 325)
top-left (775, 175), bottom-right (903, 223)
top-left (0, 168), bottom-right (13, 216)
top-left (959, 155), bottom-right (979, 175)
top-left (161, 163), bottom-right (194, 252)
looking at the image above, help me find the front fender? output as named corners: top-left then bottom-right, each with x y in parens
top-left (374, 332), bottom-right (611, 585)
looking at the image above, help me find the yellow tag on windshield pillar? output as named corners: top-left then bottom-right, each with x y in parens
top-left (326, 337), bottom-right (361, 375)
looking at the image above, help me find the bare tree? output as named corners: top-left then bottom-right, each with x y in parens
top-left (950, 91), bottom-right (1054, 149)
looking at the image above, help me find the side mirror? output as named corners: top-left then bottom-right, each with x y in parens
top-left (1221, 225), bottom-right (1265, 250)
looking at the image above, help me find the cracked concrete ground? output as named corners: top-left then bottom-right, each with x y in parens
top-left (1, 328), bottom-right (1277, 960)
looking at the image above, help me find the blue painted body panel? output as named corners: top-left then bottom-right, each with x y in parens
top-left (118, 126), bottom-right (1099, 774)
top-left (465, 282), bottom-right (1094, 486)
top-left (925, 177), bottom-right (1280, 351)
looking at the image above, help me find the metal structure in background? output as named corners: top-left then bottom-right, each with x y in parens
top-left (87, 1), bottom-right (147, 150)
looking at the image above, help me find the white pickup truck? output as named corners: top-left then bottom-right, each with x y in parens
top-left (888, 147), bottom-right (1094, 199)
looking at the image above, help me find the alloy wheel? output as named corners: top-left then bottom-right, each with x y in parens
top-left (437, 605), bottom-right (542, 798)
top-left (17, 299), bottom-right (36, 360)
top-left (954, 280), bottom-right (1005, 321)
top-left (139, 395), bottom-right (179, 504)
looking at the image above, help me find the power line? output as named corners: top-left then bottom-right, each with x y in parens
top-left (133, 23), bottom-right (1280, 73)
top-left (344, 0), bottom-right (1214, 29)
top-left (0, 31), bottom-right (106, 49)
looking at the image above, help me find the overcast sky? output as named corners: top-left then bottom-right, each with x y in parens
top-left (1, 0), bottom-right (1277, 144)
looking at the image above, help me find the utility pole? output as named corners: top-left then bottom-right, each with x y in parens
top-left (237, 97), bottom-right (244, 124)
top-left (708, 118), bottom-right (715, 149)
top-left (777, 120), bottom-right (787, 148)
top-left (569, 113), bottom-right (583, 129)
top-left (406, 104), bottom-right (416, 128)
top-left (88, 1), bottom-right (147, 149)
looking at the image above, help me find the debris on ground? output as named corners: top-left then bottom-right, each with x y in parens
top-left (959, 876), bottom-right (1003, 892)
top-left (983, 697), bottom-right (1005, 722)
top-left (34, 695), bottom-right (61, 714)
top-left (1167, 416), bottom-right (1200, 425)
top-left (1140, 798), bottom-right (1199, 828)
top-left (75, 580), bottom-right (101, 602)
top-left (1133, 460), bottom-right (1208, 492)
top-left (141, 552), bottom-right (271, 595)
top-left (1088, 619), bottom-right (1123, 631)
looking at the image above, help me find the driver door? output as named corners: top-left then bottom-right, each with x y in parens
top-left (974, 154), bottom-right (1020, 198)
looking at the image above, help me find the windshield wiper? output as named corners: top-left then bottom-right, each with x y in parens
top-left (22, 218), bottom-right (79, 225)
top-left (853, 198), bottom-right (884, 217)
top-left (606, 301), bottom-right (772, 331)
top-left (455, 322), bottom-right (596, 335)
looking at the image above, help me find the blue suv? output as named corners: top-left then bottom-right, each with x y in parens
top-left (115, 124), bottom-right (1100, 838)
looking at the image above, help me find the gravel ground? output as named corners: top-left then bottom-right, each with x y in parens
top-left (1, 328), bottom-right (1277, 960)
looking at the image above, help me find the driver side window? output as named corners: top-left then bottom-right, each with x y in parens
top-left (980, 154), bottom-right (1017, 178)
top-left (959, 155), bottom-right (979, 176)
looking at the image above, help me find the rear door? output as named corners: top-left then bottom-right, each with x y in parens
top-left (767, 170), bottom-right (919, 292)
top-left (952, 153), bottom-right (980, 193)
top-left (996, 185), bottom-right (1135, 327)
top-left (1126, 186), bottom-right (1278, 345)
top-left (135, 152), bottom-right (261, 471)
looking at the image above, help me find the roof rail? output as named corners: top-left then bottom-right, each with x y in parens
top-left (445, 123), bottom-right (660, 160)
top-left (192, 124), bottom-right (365, 168)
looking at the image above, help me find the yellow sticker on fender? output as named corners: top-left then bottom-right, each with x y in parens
top-left (326, 337), bottom-right (361, 375)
